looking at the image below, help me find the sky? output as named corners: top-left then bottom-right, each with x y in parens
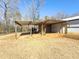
top-left (19, 0), bottom-right (79, 18)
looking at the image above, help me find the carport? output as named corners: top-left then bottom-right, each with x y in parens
top-left (15, 19), bottom-right (67, 36)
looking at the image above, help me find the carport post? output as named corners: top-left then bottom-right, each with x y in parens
top-left (65, 24), bottom-right (67, 34)
top-left (14, 23), bottom-right (17, 39)
top-left (21, 26), bottom-right (23, 32)
top-left (30, 25), bottom-right (32, 36)
top-left (43, 25), bottom-right (46, 35)
top-left (41, 24), bottom-right (44, 35)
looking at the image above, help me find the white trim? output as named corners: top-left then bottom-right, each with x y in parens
top-left (62, 16), bottom-right (79, 21)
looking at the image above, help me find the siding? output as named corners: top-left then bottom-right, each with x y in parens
top-left (67, 19), bottom-right (79, 32)
top-left (51, 24), bottom-right (63, 33)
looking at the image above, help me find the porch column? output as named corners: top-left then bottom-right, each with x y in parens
top-left (30, 25), bottom-right (32, 36)
top-left (38, 24), bottom-right (41, 34)
top-left (21, 26), bottom-right (23, 32)
top-left (59, 23), bottom-right (63, 34)
top-left (65, 24), bottom-right (67, 34)
top-left (41, 24), bottom-right (44, 35)
top-left (14, 24), bottom-right (17, 39)
top-left (43, 25), bottom-right (46, 35)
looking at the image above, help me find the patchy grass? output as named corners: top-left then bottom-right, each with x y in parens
top-left (0, 33), bottom-right (79, 59)
top-left (64, 32), bottom-right (79, 40)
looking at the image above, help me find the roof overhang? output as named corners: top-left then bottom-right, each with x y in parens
top-left (62, 16), bottom-right (79, 21)
top-left (15, 19), bottom-right (64, 26)
top-left (62, 16), bottom-right (79, 25)
top-left (44, 19), bottom-right (64, 24)
top-left (15, 21), bottom-right (32, 26)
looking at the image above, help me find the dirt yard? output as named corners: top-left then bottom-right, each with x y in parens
top-left (0, 33), bottom-right (79, 59)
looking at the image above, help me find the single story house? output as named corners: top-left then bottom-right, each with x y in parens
top-left (15, 16), bottom-right (79, 36)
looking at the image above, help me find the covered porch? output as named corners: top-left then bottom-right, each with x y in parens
top-left (14, 19), bottom-right (67, 37)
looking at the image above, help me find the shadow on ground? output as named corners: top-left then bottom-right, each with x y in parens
top-left (20, 32), bottom-right (30, 36)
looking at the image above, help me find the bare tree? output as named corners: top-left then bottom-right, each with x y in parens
top-left (54, 12), bottom-right (69, 19)
top-left (25, 0), bottom-right (44, 21)
top-left (0, 0), bottom-right (20, 33)
top-left (12, 8), bottom-right (21, 21)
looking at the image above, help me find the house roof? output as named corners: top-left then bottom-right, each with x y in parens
top-left (15, 20), bottom-right (43, 26)
top-left (15, 16), bottom-right (79, 26)
top-left (15, 19), bottom-right (63, 26)
top-left (15, 21), bottom-right (32, 26)
top-left (62, 16), bottom-right (79, 25)
top-left (44, 19), bottom-right (63, 24)
top-left (62, 16), bottom-right (79, 21)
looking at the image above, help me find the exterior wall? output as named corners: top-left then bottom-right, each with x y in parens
top-left (51, 23), bottom-right (67, 33)
top-left (41, 19), bottom-right (79, 34)
top-left (46, 24), bottom-right (52, 33)
top-left (51, 23), bottom-right (63, 33)
top-left (67, 19), bottom-right (79, 33)
top-left (45, 24), bottom-right (63, 33)
top-left (67, 26), bottom-right (79, 32)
